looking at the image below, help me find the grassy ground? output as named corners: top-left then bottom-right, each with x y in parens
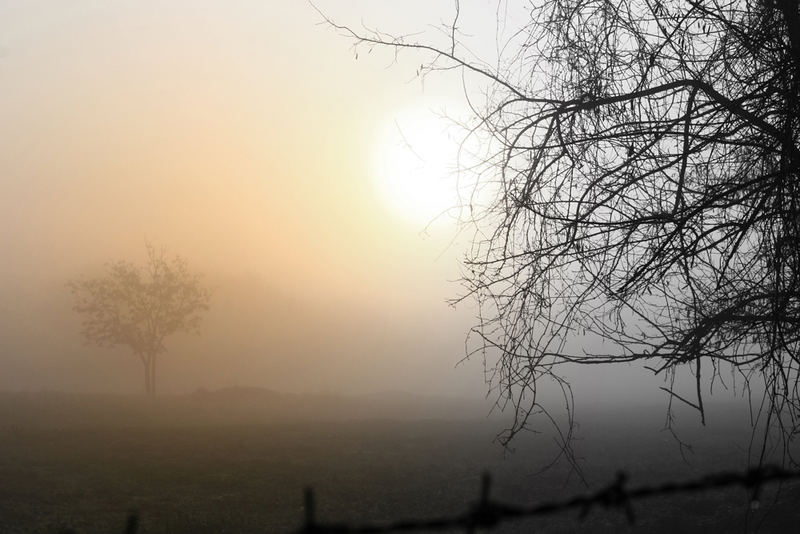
top-left (0, 392), bottom-right (797, 533)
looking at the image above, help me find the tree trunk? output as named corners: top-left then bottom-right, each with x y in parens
top-left (143, 354), bottom-right (157, 396)
top-left (143, 357), bottom-right (152, 396)
top-left (150, 354), bottom-right (157, 396)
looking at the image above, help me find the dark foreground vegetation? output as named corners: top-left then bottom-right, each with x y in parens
top-left (0, 390), bottom-right (798, 533)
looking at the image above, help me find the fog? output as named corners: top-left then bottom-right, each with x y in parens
top-left (0, 1), bottom-right (746, 409)
top-left (2, 4), bottom-right (794, 533)
top-left (0, 1), bottom-right (495, 400)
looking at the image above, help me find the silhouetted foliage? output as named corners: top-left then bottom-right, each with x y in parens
top-left (69, 244), bottom-right (211, 395)
top-left (323, 0), bottom-right (800, 461)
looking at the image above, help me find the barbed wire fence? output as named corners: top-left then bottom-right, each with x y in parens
top-left (60, 464), bottom-right (800, 534)
top-left (293, 465), bottom-right (800, 533)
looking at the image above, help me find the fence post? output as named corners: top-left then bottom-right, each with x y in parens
top-left (466, 472), bottom-right (493, 534)
top-left (304, 487), bottom-right (315, 533)
top-left (125, 513), bottom-right (138, 534)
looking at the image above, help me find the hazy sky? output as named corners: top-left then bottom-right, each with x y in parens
top-left (0, 1), bottom-right (677, 408)
top-left (0, 1), bottom-right (495, 396)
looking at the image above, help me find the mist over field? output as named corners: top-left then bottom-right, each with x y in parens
top-left (3, 1), bottom-right (800, 533)
top-left (1, 389), bottom-right (796, 534)
top-left (0, 0), bottom-right (491, 402)
top-left (0, 271), bottom-right (484, 398)
top-left (0, 0), bottom-right (744, 406)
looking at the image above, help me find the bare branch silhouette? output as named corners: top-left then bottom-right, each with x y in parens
top-left (320, 0), bottom-right (800, 463)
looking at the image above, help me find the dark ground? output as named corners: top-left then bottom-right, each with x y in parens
top-left (0, 390), bottom-right (797, 533)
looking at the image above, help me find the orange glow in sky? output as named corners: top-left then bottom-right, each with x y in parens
top-left (0, 1), bottom-right (488, 397)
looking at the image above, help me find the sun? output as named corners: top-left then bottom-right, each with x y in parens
top-left (372, 109), bottom-right (459, 225)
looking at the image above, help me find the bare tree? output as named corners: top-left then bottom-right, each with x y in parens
top-left (69, 245), bottom-right (211, 396)
top-left (322, 0), bottom-right (800, 461)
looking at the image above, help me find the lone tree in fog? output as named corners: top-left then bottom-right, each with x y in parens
top-left (325, 0), bottom-right (800, 458)
top-left (69, 245), bottom-right (211, 396)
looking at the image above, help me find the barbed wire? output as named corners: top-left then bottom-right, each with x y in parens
top-left (56, 465), bottom-right (800, 534)
top-left (293, 465), bottom-right (800, 533)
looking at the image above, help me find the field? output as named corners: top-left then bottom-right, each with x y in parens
top-left (0, 391), bottom-right (798, 533)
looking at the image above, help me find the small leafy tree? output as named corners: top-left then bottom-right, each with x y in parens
top-left (69, 245), bottom-right (211, 395)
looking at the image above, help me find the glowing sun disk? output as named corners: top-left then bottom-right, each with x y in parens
top-left (373, 110), bottom-right (458, 225)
